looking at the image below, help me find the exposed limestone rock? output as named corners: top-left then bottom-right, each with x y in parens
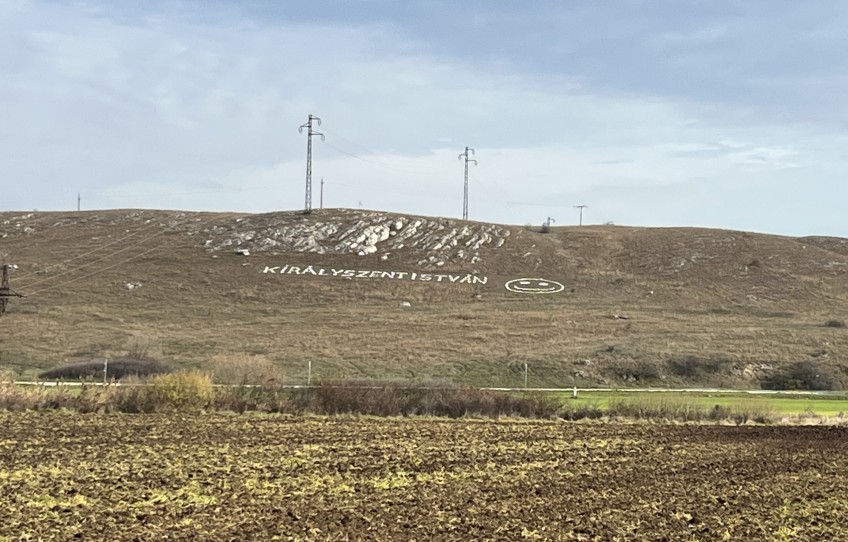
top-left (203, 210), bottom-right (509, 267)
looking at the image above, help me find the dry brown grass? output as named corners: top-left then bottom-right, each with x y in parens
top-left (206, 353), bottom-right (284, 385)
top-left (3, 209), bottom-right (848, 388)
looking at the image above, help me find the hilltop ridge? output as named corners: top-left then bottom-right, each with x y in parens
top-left (2, 208), bottom-right (847, 388)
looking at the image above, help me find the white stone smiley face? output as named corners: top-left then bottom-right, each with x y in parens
top-left (504, 278), bottom-right (566, 294)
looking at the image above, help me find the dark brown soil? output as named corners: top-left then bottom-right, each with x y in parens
top-left (1, 413), bottom-right (846, 540)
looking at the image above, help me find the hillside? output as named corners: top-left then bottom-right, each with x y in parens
top-left (2, 208), bottom-right (848, 388)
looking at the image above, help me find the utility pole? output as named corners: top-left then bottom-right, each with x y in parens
top-left (574, 205), bottom-right (588, 226)
top-left (77, 193), bottom-right (81, 212)
top-left (298, 114), bottom-right (324, 214)
top-left (0, 264), bottom-right (24, 317)
top-left (457, 146), bottom-right (477, 220)
top-left (320, 177), bottom-right (324, 209)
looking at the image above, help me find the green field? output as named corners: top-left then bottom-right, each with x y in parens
top-left (561, 390), bottom-right (848, 417)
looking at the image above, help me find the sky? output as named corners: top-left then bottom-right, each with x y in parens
top-left (2, 0), bottom-right (848, 236)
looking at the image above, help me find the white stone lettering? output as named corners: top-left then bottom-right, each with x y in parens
top-left (260, 263), bottom-right (494, 289)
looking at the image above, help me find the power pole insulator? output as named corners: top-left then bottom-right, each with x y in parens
top-left (299, 114), bottom-right (325, 214)
top-left (0, 264), bottom-right (24, 317)
top-left (458, 146), bottom-right (477, 220)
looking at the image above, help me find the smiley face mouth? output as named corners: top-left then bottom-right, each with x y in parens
top-left (505, 278), bottom-right (565, 294)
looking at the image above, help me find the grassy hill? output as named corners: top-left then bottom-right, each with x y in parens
top-left (2, 208), bottom-right (848, 389)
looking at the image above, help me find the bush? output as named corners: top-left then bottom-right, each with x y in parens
top-left (666, 356), bottom-right (728, 378)
top-left (214, 382), bottom-right (307, 414)
top-left (604, 396), bottom-right (776, 424)
top-left (116, 371), bottom-right (213, 413)
top-left (206, 354), bottom-right (283, 385)
top-left (301, 380), bottom-right (557, 418)
top-left (761, 361), bottom-right (840, 391)
top-left (557, 402), bottom-right (605, 421)
top-left (39, 359), bottom-right (172, 381)
top-left (824, 320), bottom-right (845, 328)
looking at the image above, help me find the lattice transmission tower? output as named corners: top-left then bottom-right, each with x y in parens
top-left (299, 114), bottom-right (325, 214)
top-left (458, 146), bottom-right (477, 220)
top-left (0, 264), bottom-right (24, 317)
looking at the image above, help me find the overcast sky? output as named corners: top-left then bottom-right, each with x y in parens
top-left (2, 1), bottom-right (848, 236)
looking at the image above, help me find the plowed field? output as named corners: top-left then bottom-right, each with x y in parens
top-left (1, 414), bottom-right (847, 541)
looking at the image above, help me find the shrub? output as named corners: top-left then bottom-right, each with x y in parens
top-left (666, 356), bottom-right (728, 378)
top-left (604, 396), bottom-right (776, 424)
top-left (301, 380), bottom-right (557, 418)
top-left (39, 359), bottom-right (172, 381)
top-left (206, 354), bottom-right (283, 385)
top-left (213, 382), bottom-right (307, 414)
top-left (557, 402), bottom-right (605, 421)
top-left (824, 320), bottom-right (845, 328)
top-left (116, 371), bottom-right (213, 413)
top-left (761, 361), bottom-right (840, 391)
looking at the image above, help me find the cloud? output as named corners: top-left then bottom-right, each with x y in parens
top-left (2, 1), bottom-right (847, 237)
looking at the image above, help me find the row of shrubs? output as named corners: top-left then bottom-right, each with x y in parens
top-left (1, 372), bottom-right (785, 423)
top-left (34, 356), bottom-right (848, 391)
top-left (0, 373), bottom-right (558, 418)
top-left (558, 398), bottom-right (777, 425)
top-left (607, 357), bottom-right (846, 391)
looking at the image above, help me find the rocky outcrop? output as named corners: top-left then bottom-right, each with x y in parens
top-left (203, 211), bottom-right (509, 267)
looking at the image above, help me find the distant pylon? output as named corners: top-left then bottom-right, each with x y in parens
top-left (574, 205), bottom-right (588, 226)
top-left (299, 114), bottom-right (325, 214)
top-left (458, 146), bottom-right (477, 220)
top-left (0, 264), bottom-right (24, 317)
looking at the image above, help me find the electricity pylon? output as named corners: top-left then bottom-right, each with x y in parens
top-left (299, 114), bottom-right (325, 214)
top-left (458, 146), bottom-right (477, 220)
top-left (0, 264), bottom-right (24, 317)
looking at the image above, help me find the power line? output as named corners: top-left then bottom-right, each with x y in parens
top-left (25, 213), bottom-right (225, 296)
top-left (320, 125), bottom-right (458, 178)
top-left (322, 140), bottom-right (445, 176)
top-left (458, 146), bottom-right (477, 220)
top-left (16, 213), bottom-right (187, 288)
top-left (298, 114), bottom-right (324, 214)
